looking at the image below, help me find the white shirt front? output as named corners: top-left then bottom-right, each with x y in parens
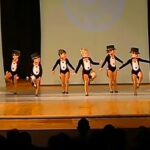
top-left (11, 62), bottom-right (17, 72)
top-left (33, 65), bottom-right (40, 75)
top-left (60, 60), bottom-right (67, 70)
top-left (132, 60), bottom-right (139, 71)
top-left (83, 58), bottom-right (91, 70)
top-left (110, 57), bottom-right (116, 67)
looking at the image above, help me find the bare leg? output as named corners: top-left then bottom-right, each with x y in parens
top-left (137, 71), bottom-right (143, 88)
top-left (13, 75), bottom-right (19, 94)
top-left (31, 76), bottom-right (37, 88)
top-left (5, 72), bottom-right (12, 83)
top-left (107, 70), bottom-right (113, 93)
top-left (64, 72), bottom-right (70, 93)
top-left (132, 74), bottom-right (138, 96)
top-left (5, 72), bottom-right (13, 87)
top-left (60, 73), bottom-right (65, 93)
top-left (90, 71), bottom-right (96, 81)
top-left (83, 74), bottom-right (90, 96)
top-left (113, 70), bottom-right (118, 93)
top-left (35, 78), bottom-right (40, 96)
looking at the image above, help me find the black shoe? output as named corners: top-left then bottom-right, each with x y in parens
top-left (65, 92), bottom-right (69, 94)
top-left (62, 91), bottom-right (65, 94)
top-left (85, 93), bottom-right (89, 96)
top-left (110, 91), bottom-right (113, 93)
top-left (114, 91), bottom-right (118, 93)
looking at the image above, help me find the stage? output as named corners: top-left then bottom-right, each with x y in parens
top-left (0, 81), bottom-right (150, 130)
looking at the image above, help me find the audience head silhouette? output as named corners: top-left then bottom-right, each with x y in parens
top-left (77, 118), bottom-right (90, 135)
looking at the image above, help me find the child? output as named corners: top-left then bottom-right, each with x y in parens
top-left (27, 53), bottom-right (42, 96)
top-left (118, 47), bottom-right (150, 95)
top-left (100, 45), bottom-right (123, 93)
top-left (52, 49), bottom-right (75, 94)
top-left (75, 48), bottom-right (100, 96)
top-left (5, 50), bottom-right (21, 94)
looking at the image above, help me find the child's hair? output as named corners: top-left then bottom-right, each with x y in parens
top-left (80, 48), bottom-right (89, 56)
top-left (58, 49), bottom-right (66, 56)
top-left (80, 48), bottom-right (88, 52)
top-left (12, 50), bottom-right (21, 56)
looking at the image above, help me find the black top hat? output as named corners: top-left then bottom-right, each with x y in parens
top-left (31, 52), bottom-right (40, 60)
top-left (130, 47), bottom-right (140, 54)
top-left (106, 45), bottom-right (116, 51)
top-left (12, 50), bottom-right (21, 56)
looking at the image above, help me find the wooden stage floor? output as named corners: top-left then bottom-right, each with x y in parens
top-left (0, 81), bottom-right (150, 130)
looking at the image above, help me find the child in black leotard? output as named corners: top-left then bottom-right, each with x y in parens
top-left (118, 47), bottom-right (150, 95)
top-left (27, 53), bottom-right (43, 96)
top-left (75, 48), bottom-right (100, 96)
top-left (100, 45), bottom-right (123, 93)
top-left (52, 49), bottom-right (75, 94)
top-left (5, 50), bottom-right (21, 94)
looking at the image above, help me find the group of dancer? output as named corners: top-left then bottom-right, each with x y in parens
top-left (5, 45), bottom-right (150, 96)
top-left (5, 51), bottom-right (42, 96)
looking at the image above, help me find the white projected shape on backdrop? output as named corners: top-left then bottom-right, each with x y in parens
top-left (64, 0), bottom-right (126, 32)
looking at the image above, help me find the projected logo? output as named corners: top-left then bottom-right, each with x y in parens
top-left (64, 0), bottom-right (126, 32)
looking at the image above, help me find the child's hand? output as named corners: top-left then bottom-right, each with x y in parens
top-left (99, 67), bottom-right (103, 71)
top-left (99, 59), bottom-right (103, 65)
top-left (26, 76), bottom-right (29, 80)
top-left (72, 72), bottom-right (76, 75)
top-left (16, 76), bottom-right (19, 80)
